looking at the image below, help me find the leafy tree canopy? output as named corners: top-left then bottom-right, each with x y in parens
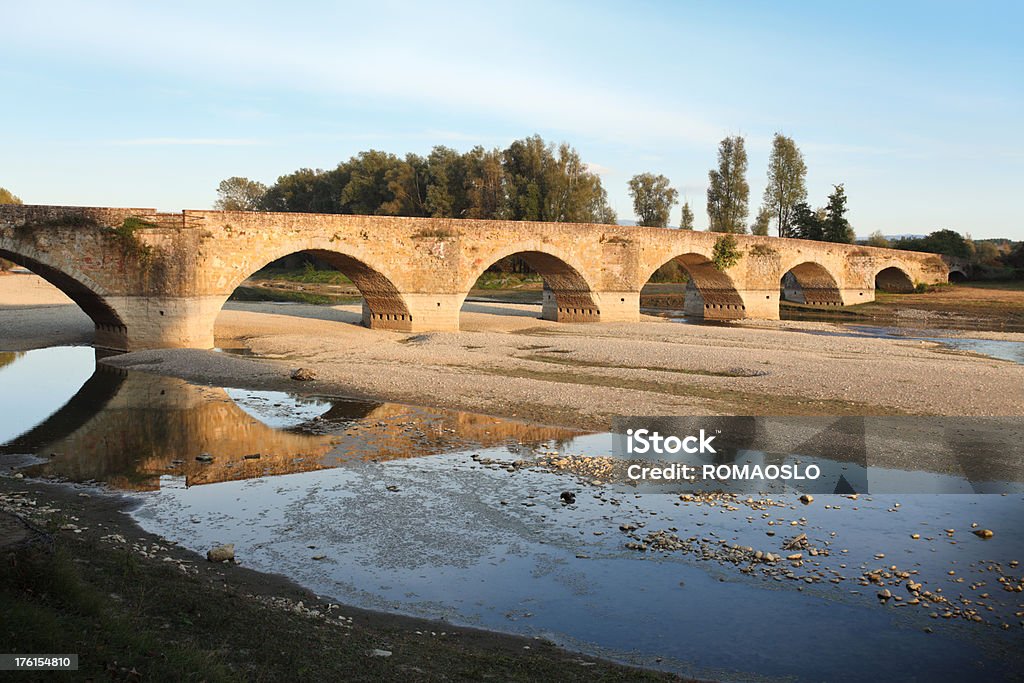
top-left (628, 173), bottom-right (678, 227)
top-left (706, 136), bottom-right (749, 233)
top-left (214, 177), bottom-right (267, 211)
top-left (892, 229), bottom-right (971, 258)
top-left (230, 135), bottom-right (616, 225)
top-left (761, 133), bottom-right (807, 238)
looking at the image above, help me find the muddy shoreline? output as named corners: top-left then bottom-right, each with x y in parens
top-left (0, 475), bottom-right (684, 681)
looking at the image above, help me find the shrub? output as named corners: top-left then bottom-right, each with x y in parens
top-left (712, 234), bottom-right (742, 270)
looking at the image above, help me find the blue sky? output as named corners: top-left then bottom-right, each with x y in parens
top-left (2, 1), bottom-right (1021, 239)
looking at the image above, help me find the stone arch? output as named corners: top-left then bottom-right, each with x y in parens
top-left (779, 261), bottom-right (843, 306)
top-left (947, 268), bottom-right (967, 283)
top-left (875, 265), bottom-right (915, 293)
top-left (223, 247), bottom-right (414, 331)
top-left (0, 245), bottom-right (128, 350)
top-left (460, 245), bottom-right (601, 323)
top-left (641, 253), bottom-right (746, 320)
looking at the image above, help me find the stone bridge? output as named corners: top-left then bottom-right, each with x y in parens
top-left (0, 205), bottom-right (949, 351)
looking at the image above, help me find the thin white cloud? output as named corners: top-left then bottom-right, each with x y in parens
top-left (106, 138), bottom-right (264, 146)
top-left (3, 3), bottom-right (727, 148)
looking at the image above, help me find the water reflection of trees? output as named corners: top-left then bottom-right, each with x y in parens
top-left (0, 351), bottom-right (25, 370)
top-left (8, 366), bottom-right (580, 491)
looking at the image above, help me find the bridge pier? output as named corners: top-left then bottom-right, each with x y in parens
top-left (737, 289), bottom-right (781, 319)
top-left (593, 292), bottom-right (641, 323)
top-left (839, 288), bottom-right (873, 305)
top-left (107, 296), bottom-right (223, 351)
top-left (367, 294), bottom-right (462, 332)
top-left (677, 283), bottom-right (781, 321)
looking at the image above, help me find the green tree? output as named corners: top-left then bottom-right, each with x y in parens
top-left (822, 184), bottom-right (854, 243)
top-left (500, 136), bottom-right (615, 224)
top-left (893, 229), bottom-right (970, 258)
top-left (679, 201), bottom-right (695, 230)
top-left (711, 234), bottom-right (742, 270)
top-left (866, 230), bottom-right (890, 248)
top-left (1004, 242), bottom-right (1024, 277)
top-left (750, 206), bottom-right (771, 236)
top-left (464, 146), bottom-right (507, 219)
top-left (213, 177), bottom-right (267, 211)
top-left (547, 143), bottom-right (616, 224)
top-left (761, 133), bottom-right (807, 238)
top-left (628, 173), bottom-right (678, 227)
top-left (706, 135), bottom-right (749, 233)
top-left (338, 150), bottom-right (408, 215)
top-left (791, 201), bottom-right (823, 240)
top-left (972, 241), bottom-right (1001, 267)
top-left (424, 146), bottom-right (470, 218)
top-left (503, 135), bottom-right (549, 221)
top-left (381, 153), bottom-right (430, 217)
top-left (0, 187), bottom-right (22, 205)
top-left (249, 135), bottom-right (613, 224)
top-left (260, 167), bottom-right (350, 213)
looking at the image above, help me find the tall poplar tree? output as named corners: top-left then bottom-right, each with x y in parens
top-left (761, 133), bottom-right (807, 238)
top-left (679, 201), bottom-right (694, 230)
top-left (706, 136), bottom-right (749, 233)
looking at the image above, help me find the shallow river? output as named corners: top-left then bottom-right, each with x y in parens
top-left (1, 346), bottom-right (1023, 682)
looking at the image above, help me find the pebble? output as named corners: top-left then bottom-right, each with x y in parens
top-left (206, 543), bottom-right (235, 562)
top-left (291, 367), bottom-right (317, 381)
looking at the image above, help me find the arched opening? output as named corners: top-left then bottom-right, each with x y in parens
top-left (221, 248), bottom-right (413, 333)
top-left (948, 270), bottom-right (967, 283)
top-left (875, 266), bottom-right (914, 293)
top-left (641, 253), bottom-right (745, 320)
top-left (779, 262), bottom-right (843, 306)
top-left (0, 247), bottom-right (128, 350)
top-left (460, 251), bottom-right (599, 325)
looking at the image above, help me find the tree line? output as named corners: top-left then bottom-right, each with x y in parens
top-left (866, 228), bottom-right (1024, 278)
top-left (216, 132), bottom-right (858, 245)
top-left (215, 136), bottom-right (617, 225)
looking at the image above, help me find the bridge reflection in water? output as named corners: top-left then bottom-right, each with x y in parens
top-left (0, 347), bottom-right (579, 491)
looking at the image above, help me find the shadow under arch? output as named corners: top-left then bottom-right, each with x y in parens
top-left (461, 249), bottom-right (601, 323)
top-left (226, 248), bottom-right (414, 331)
top-left (875, 265), bottom-right (914, 293)
top-left (780, 261), bottom-right (843, 306)
top-left (0, 248), bottom-right (128, 350)
top-left (643, 253), bottom-right (745, 320)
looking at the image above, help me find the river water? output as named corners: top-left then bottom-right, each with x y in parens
top-left (1, 346), bottom-right (1023, 682)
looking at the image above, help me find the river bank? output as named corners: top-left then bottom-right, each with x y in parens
top-left (0, 476), bottom-right (679, 682)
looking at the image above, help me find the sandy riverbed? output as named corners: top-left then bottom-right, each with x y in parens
top-left (3, 272), bottom-right (1024, 426)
